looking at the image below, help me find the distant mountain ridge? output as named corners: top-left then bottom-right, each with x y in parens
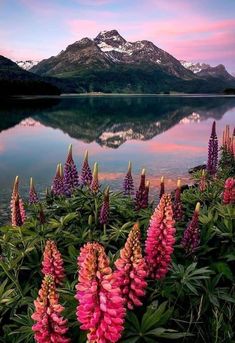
top-left (0, 55), bottom-right (60, 95)
top-left (15, 60), bottom-right (39, 71)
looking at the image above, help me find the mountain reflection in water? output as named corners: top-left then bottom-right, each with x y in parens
top-left (0, 95), bottom-right (235, 222)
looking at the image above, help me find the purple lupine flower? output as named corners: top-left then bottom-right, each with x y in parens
top-left (123, 161), bottom-right (134, 196)
top-left (81, 150), bottom-right (92, 187)
top-left (52, 164), bottom-right (65, 196)
top-left (142, 180), bottom-right (150, 208)
top-left (99, 187), bottom-right (110, 225)
top-left (11, 176), bottom-right (26, 225)
top-left (135, 169), bottom-right (146, 210)
top-left (207, 121), bottom-right (218, 175)
top-left (90, 162), bottom-right (99, 193)
top-left (181, 202), bottom-right (200, 254)
top-left (159, 176), bottom-right (165, 199)
top-left (64, 144), bottom-right (79, 195)
top-left (173, 179), bottom-right (183, 221)
top-left (12, 194), bottom-right (24, 227)
top-left (29, 177), bottom-right (39, 204)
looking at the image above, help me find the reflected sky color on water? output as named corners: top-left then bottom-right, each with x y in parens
top-left (0, 95), bottom-right (234, 220)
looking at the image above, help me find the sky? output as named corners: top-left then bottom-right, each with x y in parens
top-left (0, 0), bottom-right (235, 73)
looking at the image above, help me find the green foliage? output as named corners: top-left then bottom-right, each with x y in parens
top-left (0, 151), bottom-right (234, 342)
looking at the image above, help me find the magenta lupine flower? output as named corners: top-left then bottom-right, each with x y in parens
top-left (75, 242), bottom-right (125, 343)
top-left (222, 177), bottom-right (235, 204)
top-left (114, 223), bottom-right (147, 310)
top-left (145, 194), bottom-right (176, 279)
top-left (159, 176), bottom-right (165, 199)
top-left (207, 121), bottom-right (218, 175)
top-left (123, 161), bottom-right (134, 196)
top-left (135, 168), bottom-right (146, 210)
top-left (80, 150), bottom-right (92, 186)
top-left (99, 187), bottom-right (110, 225)
top-left (32, 274), bottom-right (70, 343)
top-left (181, 202), bottom-right (201, 255)
top-left (11, 176), bottom-right (26, 226)
top-left (173, 179), bottom-right (183, 221)
top-left (64, 144), bottom-right (79, 195)
top-left (52, 164), bottom-right (65, 196)
top-left (41, 240), bottom-right (65, 286)
top-left (29, 177), bottom-right (39, 204)
top-left (90, 162), bottom-right (99, 193)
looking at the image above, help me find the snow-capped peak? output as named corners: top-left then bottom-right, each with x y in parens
top-left (15, 60), bottom-right (40, 71)
top-left (180, 60), bottom-right (211, 73)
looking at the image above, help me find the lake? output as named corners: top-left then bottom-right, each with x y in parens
top-left (0, 95), bottom-right (234, 222)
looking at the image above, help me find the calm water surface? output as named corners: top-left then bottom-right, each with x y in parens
top-left (0, 95), bottom-right (234, 222)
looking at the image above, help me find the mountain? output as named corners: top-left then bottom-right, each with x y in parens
top-left (15, 60), bottom-right (39, 71)
top-left (30, 30), bottom-right (235, 94)
top-left (180, 60), bottom-right (234, 81)
top-left (0, 55), bottom-right (60, 95)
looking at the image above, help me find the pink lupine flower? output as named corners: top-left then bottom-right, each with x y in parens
top-left (145, 194), bottom-right (176, 279)
top-left (123, 161), bottom-right (134, 196)
top-left (29, 177), bottom-right (39, 204)
top-left (173, 179), bottom-right (183, 221)
top-left (42, 240), bottom-right (65, 285)
top-left (159, 176), bottom-right (165, 199)
top-left (75, 242), bottom-right (125, 343)
top-left (181, 203), bottom-right (201, 255)
top-left (32, 274), bottom-right (70, 343)
top-left (135, 168), bottom-right (146, 210)
top-left (199, 169), bottom-right (207, 192)
top-left (11, 176), bottom-right (26, 226)
top-left (90, 162), bottom-right (99, 193)
top-left (81, 150), bottom-right (92, 186)
top-left (222, 125), bottom-right (235, 155)
top-left (114, 223), bottom-right (147, 310)
top-left (99, 187), bottom-right (110, 225)
top-left (222, 177), bottom-right (235, 205)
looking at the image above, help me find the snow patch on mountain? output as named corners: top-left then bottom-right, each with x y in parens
top-left (15, 60), bottom-right (39, 71)
top-left (180, 60), bottom-right (210, 73)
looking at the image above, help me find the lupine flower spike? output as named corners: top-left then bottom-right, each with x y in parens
top-left (145, 194), bottom-right (176, 279)
top-left (159, 176), bottom-right (165, 199)
top-left (181, 202), bottom-right (201, 255)
top-left (142, 180), bottom-right (150, 208)
top-left (64, 144), bottom-right (79, 195)
top-left (173, 178), bottom-right (183, 221)
top-left (135, 168), bottom-right (146, 210)
top-left (207, 121), bottom-right (218, 175)
top-left (52, 164), bottom-right (65, 196)
top-left (90, 162), bottom-right (99, 193)
top-left (32, 274), bottom-right (70, 343)
top-left (11, 194), bottom-right (23, 227)
top-left (11, 176), bottom-right (26, 226)
top-left (123, 161), bottom-right (134, 195)
top-left (81, 150), bottom-right (92, 186)
top-left (38, 204), bottom-right (46, 224)
top-left (42, 240), bottom-right (65, 286)
top-left (29, 177), bottom-right (39, 204)
top-left (114, 223), bottom-right (147, 310)
top-left (199, 169), bottom-right (207, 192)
top-left (75, 242), bottom-right (125, 343)
top-left (222, 177), bottom-right (235, 204)
top-left (99, 186), bottom-right (110, 225)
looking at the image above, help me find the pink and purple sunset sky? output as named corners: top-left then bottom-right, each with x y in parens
top-left (1, 0), bottom-right (235, 73)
